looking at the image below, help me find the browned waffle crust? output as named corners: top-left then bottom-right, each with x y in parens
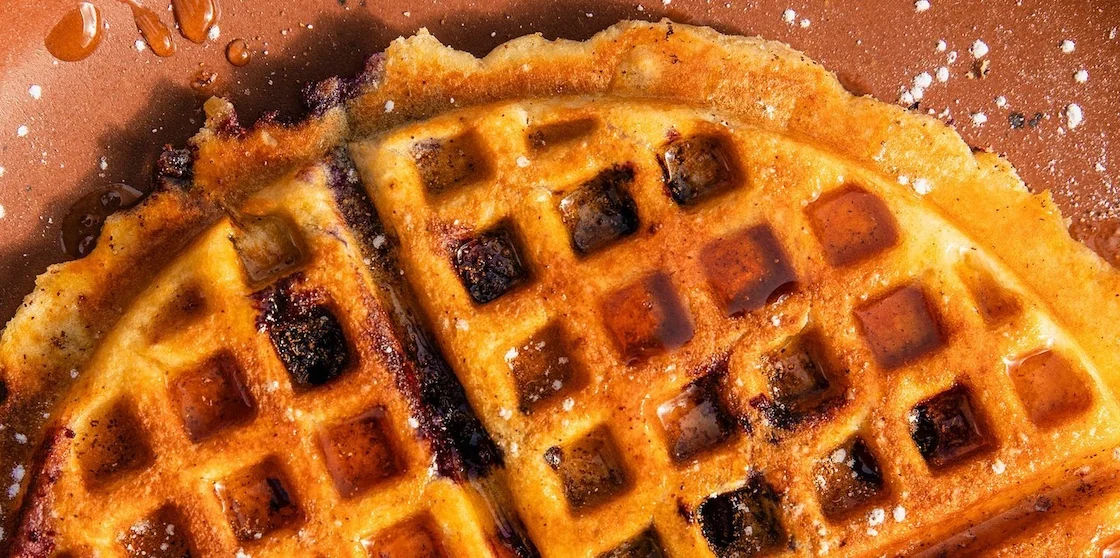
top-left (1, 20), bottom-right (1119, 557)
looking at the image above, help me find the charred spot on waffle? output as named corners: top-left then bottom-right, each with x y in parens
top-left (304, 53), bottom-right (386, 116)
top-left (599, 528), bottom-right (667, 558)
top-left (909, 384), bottom-right (993, 470)
top-left (326, 150), bottom-right (394, 267)
top-left (813, 436), bottom-right (886, 519)
top-left (657, 365), bottom-right (738, 462)
top-left (453, 222), bottom-right (530, 304)
top-left (172, 352), bottom-right (256, 443)
top-left (658, 133), bottom-right (742, 206)
top-left (362, 513), bottom-right (448, 557)
top-left (546, 426), bottom-right (631, 511)
top-left (527, 118), bottom-right (598, 150)
top-left (412, 131), bottom-right (492, 195)
top-left (0, 377), bottom-right (8, 406)
top-left (255, 277), bottom-right (352, 389)
top-left (214, 458), bottom-right (303, 542)
top-left (752, 332), bottom-right (845, 430)
top-left (76, 399), bottom-right (155, 489)
top-left (559, 165), bottom-right (641, 256)
top-left (319, 406), bottom-right (403, 498)
top-left (698, 473), bottom-right (787, 557)
top-left (153, 147), bottom-right (194, 191)
top-left (118, 504), bottom-right (196, 558)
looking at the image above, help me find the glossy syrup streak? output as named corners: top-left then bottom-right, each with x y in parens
top-left (325, 151), bottom-right (540, 557)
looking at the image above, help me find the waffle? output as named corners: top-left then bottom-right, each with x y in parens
top-left (2, 20), bottom-right (1120, 557)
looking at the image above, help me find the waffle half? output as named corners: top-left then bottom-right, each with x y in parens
top-left (2, 20), bottom-right (1119, 558)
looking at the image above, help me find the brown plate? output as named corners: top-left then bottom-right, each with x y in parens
top-left (1, 0), bottom-right (1117, 325)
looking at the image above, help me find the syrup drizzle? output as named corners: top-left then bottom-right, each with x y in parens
top-left (226, 39), bottom-right (251, 66)
top-left (122, 0), bottom-right (176, 57)
top-left (45, 2), bottom-right (104, 62)
top-left (60, 184), bottom-right (145, 258)
top-left (171, 0), bottom-right (221, 44)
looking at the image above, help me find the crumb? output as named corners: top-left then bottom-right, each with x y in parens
top-left (1060, 39), bottom-right (1075, 53)
top-left (1074, 69), bottom-right (1088, 83)
top-left (782, 8), bottom-right (796, 24)
top-left (971, 112), bottom-right (988, 126)
top-left (1065, 103), bottom-right (1083, 129)
top-left (384, 100), bottom-right (395, 113)
top-left (971, 39), bottom-right (989, 58)
top-left (915, 0), bottom-right (931, 12)
top-left (28, 85), bottom-right (42, 100)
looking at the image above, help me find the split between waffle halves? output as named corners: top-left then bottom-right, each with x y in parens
top-left (2, 20), bottom-right (1120, 558)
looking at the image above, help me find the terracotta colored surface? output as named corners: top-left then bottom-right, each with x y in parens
top-left (0, 0), bottom-right (1117, 325)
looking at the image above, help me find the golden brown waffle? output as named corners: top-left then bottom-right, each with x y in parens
top-left (2, 20), bottom-right (1120, 558)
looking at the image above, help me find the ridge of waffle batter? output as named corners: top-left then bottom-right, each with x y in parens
top-left (1, 19), bottom-right (1119, 558)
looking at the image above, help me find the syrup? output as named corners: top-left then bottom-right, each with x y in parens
top-left (172, 0), bottom-right (221, 44)
top-left (226, 38), bottom-right (251, 66)
top-left (190, 68), bottom-right (221, 96)
top-left (60, 183), bottom-right (145, 258)
top-left (45, 2), bottom-right (104, 62)
top-left (123, 0), bottom-right (176, 57)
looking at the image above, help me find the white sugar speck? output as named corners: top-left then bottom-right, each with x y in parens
top-left (970, 112), bottom-right (988, 126)
top-left (6, 483), bottom-right (18, 499)
top-left (14, 434), bottom-right (27, 444)
top-left (782, 8), bottom-right (797, 24)
top-left (28, 85), bottom-right (42, 100)
top-left (799, 18), bottom-right (811, 28)
top-left (936, 39), bottom-right (947, 52)
top-left (971, 39), bottom-right (989, 58)
top-left (992, 459), bottom-right (1007, 474)
top-left (1060, 39), bottom-right (1075, 53)
top-left (516, 155), bottom-right (531, 168)
top-left (235, 550), bottom-right (250, 558)
top-left (498, 407), bottom-right (513, 420)
top-left (995, 96), bottom-right (1007, 108)
top-left (0, 205), bottom-right (6, 220)
top-left (830, 448), bottom-right (847, 463)
top-left (936, 66), bottom-right (950, 82)
top-left (207, 25), bottom-right (220, 41)
top-left (371, 234), bottom-right (386, 249)
top-left (868, 508), bottom-right (886, 527)
top-left (11, 465), bottom-right (25, 482)
top-left (1065, 103), bottom-right (1083, 129)
top-left (893, 505), bottom-right (907, 522)
top-left (70, 368), bottom-right (79, 378)
top-left (504, 347), bottom-right (519, 362)
top-left (1074, 69), bottom-right (1088, 83)
top-left (384, 100), bottom-right (395, 113)
top-left (913, 178), bottom-right (933, 195)
top-left (456, 319), bottom-right (469, 331)
top-left (407, 417), bottom-right (420, 429)
top-left (135, 39), bottom-right (147, 51)
top-left (914, 72), bottom-right (933, 89)
top-left (16, 125), bottom-right (28, 137)
top-left (915, 0), bottom-right (931, 12)
top-left (562, 397), bottom-right (574, 412)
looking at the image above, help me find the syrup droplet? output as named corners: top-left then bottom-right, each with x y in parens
top-left (60, 184), bottom-right (145, 258)
top-left (190, 68), bottom-right (221, 96)
top-left (123, 0), bottom-right (176, 57)
top-left (172, 0), bottom-right (221, 44)
top-left (45, 2), bottom-right (104, 62)
top-left (225, 38), bottom-right (251, 67)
